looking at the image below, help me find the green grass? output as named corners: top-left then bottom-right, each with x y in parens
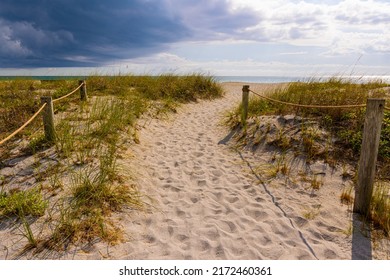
top-left (0, 187), bottom-right (47, 217)
top-left (0, 73), bottom-right (223, 250)
top-left (229, 77), bottom-right (390, 165)
top-left (88, 73), bottom-right (223, 101)
top-left (228, 77), bottom-right (390, 235)
top-left (47, 166), bottom-right (143, 246)
top-left (0, 74), bottom-right (222, 150)
top-left (370, 182), bottom-right (390, 236)
top-left (0, 80), bottom-right (82, 144)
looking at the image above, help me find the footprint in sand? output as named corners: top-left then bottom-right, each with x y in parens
top-left (112, 84), bottom-right (358, 260)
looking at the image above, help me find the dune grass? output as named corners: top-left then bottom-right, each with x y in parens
top-left (227, 77), bottom-right (390, 236)
top-left (230, 77), bottom-right (390, 162)
top-left (0, 74), bottom-right (222, 149)
top-left (0, 73), bottom-right (223, 251)
top-left (370, 182), bottom-right (390, 235)
top-left (0, 187), bottom-right (47, 217)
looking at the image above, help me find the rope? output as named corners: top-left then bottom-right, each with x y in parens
top-left (53, 82), bottom-right (84, 103)
top-left (0, 82), bottom-right (84, 146)
top-left (0, 103), bottom-right (47, 146)
top-left (249, 89), bottom-right (367, 109)
top-left (385, 106), bottom-right (390, 111)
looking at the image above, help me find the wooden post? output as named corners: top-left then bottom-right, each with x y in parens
top-left (79, 80), bottom-right (87, 101)
top-left (242, 85), bottom-right (250, 126)
top-left (353, 98), bottom-right (385, 215)
top-left (40, 96), bottom-right (56, 142)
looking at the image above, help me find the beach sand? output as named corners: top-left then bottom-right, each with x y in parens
top-left (89, 82), bottom-right (387, 259)
top-left (1, 82), bottom-right (388, 259)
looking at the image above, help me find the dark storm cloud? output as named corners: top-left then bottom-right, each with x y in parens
top-left (0, 0), bottom-right (193, 67)
top-left (0, 0), bottom-right (261, 67)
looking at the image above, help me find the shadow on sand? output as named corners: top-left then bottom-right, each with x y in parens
top-left (352, 213), bottom-right (372, 260)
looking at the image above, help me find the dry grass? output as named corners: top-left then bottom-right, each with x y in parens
top-left (227, 77), bottom-right (390, 235)
top-left (370, 181), bottom-right (390, 236)
top-left (0, 73), bottom-right (224, 253)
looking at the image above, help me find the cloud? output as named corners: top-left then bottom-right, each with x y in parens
top-left (0, 0), bottom-right (191, 67)
top-left (109, 52), bottom-right (390, 77)
top-left (169, 0), bottom-right (261, 40)
top-left (334, 0), bottom-right (390, 25)
top-left (1, 0), bottom-right (389, 69)
top-left (0, 0), bottom-right (260, 67)
top-left (230, 0), bottom-right (390, 53)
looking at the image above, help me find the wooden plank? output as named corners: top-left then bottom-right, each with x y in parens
top-left (241, 85), bottom-right (250, 126)
top-left (353, 98), bottom-right (385, 215)
top-left (79, 80), bottom-right (87, 101)
top-left (41, 96), bottom-right (56, 142)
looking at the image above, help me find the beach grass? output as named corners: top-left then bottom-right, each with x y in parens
top-left (371, 181), bottom-right (390, 235)
top-left (0, 187), bottom-right (47, 217)
top-left (0, 73), bottom-right (224, 250)
top-left (227, 77), bottom-right (390, 235)
top-left (229, 77), bottom-right (390, 164)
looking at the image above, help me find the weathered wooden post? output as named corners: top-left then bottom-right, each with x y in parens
top-left (40, 96), bottom-right (56, 142)
top-left (79, 80), bottom-right (87, 101)
top-left (353, 98), bottom-right (385, 216)
top-left (242, 85), bottom-right (250, 126)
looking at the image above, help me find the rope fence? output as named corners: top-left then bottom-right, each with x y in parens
top-left (240, 84), bottom-right (387, 219)
top-left (53, 82), bottom-right (84, 103)
top-left (248, 89), bottom-right (367, 109)
top-left (0, 80), bottom-right (87, 146)
top-left (0, 103), bottom-right (47, 146)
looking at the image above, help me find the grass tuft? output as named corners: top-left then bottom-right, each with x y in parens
top-left (370, 182), bottom-right (390, 236)
top-left (0, 187), bottom-right (47, 217)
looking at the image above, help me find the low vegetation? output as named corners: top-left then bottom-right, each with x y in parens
top-left (227, 77), bottom-right (390, 235)
top-left (0, 187), bottom-right (47, 217)
top-left (0, 74), bottom-right (223, 253)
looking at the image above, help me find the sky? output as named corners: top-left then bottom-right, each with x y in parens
top-left (0, 0), bottom-right (389, 77)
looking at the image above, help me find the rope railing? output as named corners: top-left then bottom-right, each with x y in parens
top-left (53, 82), bottom-right (84, 103)
top-left (0, 81), bottom-right (87, 146)
top-left (241, 84), bottom-right (387, 218)
top-left (248, 89), bottom-right (367, 109)
top-left (0, 103), bottom-right (47, 146)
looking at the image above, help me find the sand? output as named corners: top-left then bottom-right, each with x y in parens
top-left (100, 82), bottom-right (387, 260)
top-left (1, 82), bottom-right (388, 260)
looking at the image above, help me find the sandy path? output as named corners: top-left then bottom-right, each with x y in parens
top-left (97, 82), bottom-right (357, 260)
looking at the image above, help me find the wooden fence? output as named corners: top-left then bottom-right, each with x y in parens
top-left (0, 80), bottom-right (87, 145)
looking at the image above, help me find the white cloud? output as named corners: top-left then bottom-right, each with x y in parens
top-left (110, 52), bottom-right (390, 77)
top-left (226, 0), bottom-right (390, 56)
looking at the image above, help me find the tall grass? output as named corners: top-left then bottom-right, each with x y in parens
top-left (370, 182), bottom-right (390, 236)
top-left (228, 77), bottom-right (390, 235)
top-left (230, 78), bottom-right (390, 163)
top-left (0, 80), bottom-right (81, 143)
top-left (88, 73), bottom-right (223, 101)
top-left (0, 73), bottom-right (223, 251)
top-left (0, 187), bottom-right (48, 248)
top-left (0, 74), bottom-right (223, 149)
